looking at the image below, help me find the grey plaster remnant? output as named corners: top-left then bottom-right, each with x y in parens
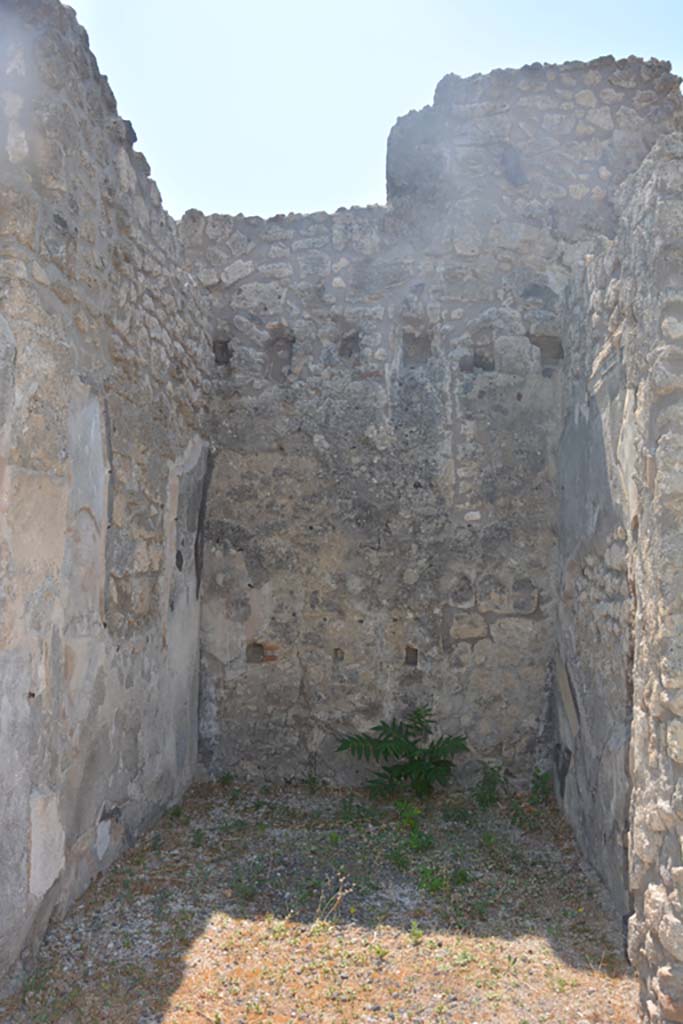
top-left (0, 315), bottom-right (16, 432)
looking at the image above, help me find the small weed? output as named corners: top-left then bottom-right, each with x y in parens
top-left (340, 797), bottom-right (379, 822)
top-left (22, 967), bottom-right (49, 997)
top-left (442, 799), bottom-right (475, 825)
top-left (268, 916), bottom-right (291, 939)
top-left (388, 846), bottom-right (410, 870)
top-left (309, 918), bottom-right (334, 936)
top-left (373, 944), bottom-right (389, 960)
top-left (219, 771), bottom-right (234, 787)
top-left (509, 795), bottom-right (539, 831)
top-left (407, 828), bottom-right (434, 853)
top-left (232, 875), bottom-right (257, 901)
top-left (327, 830), bottom-right (340, 847)
top-left (531, 767), bottom-right (553, 806)
top-left (191, 828), bottom-right (205, 848)
top-left (315, 874), bottom-right (354, 922)
top-left (419, 866), bottom-right (447, 894)
top-left (168, 805), bottom-right (183, 820)
top-left (340, 796), bottom-right (357, 821)
top-left (305, 772), bottom-right (320, 794)
top-left (395, 800), bottom-right (422, 831)
top-left (151, 887), bottom-right (171, 919)
top-left (409, 920), bottom-right (424, 946)
top-left (451, 867), bottom-right (471, 886)
top-left (472, 898), bottom-right (490, 919)
top-left (474, 764), bottom-right (505, 809)
top-left (453, 949), bottom-right (474, 966)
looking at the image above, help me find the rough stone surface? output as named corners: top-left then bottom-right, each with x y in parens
top-left (185, 201), bottom-right (562, 782)
top-left (182, 56), bottom-right (683, 806)
top-left (3, 4), bottom-right (683, 1021)
top-left (0, 0), bottom-right (212, 990)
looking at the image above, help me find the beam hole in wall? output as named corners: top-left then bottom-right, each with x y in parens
top-left (472, 326), bottom-right (495, 372)
top-left (529, 334), bottom-right (564, 374)
top-left (339, 331), bottom-right (361, 359)
top-left (405, 645), bottom-right (419, 666)
top-left (246, 642), bottom-right (265, 664)
top-left (501, 142), bottom-right (527, 187)
top-left (175, 549), bottom-right (183, 571)
top-left (402, 330), bottom-right (432, 369)
top-left (473, 351), bottom-right (495, 371)
top-left (265, 323), bottom-right (295, 383)
top-left (213, 337), bottom-right (233, 367)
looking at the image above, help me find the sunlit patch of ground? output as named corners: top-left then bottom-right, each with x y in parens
top-left (2, 780), bottom-right (637, 1024)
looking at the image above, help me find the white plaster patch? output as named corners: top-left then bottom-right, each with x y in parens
top-left (556, 660), bottom-right (580, 738)
top-left (96, 819), bottom-right (111, 860)
top-left (8, 469), bottom-right (68, 574)
top-left (29, 791), bottom-right (65, 900)
top-left (7, 123), bottom-right (28, 163)
top-left (662, 317), bottom-right (683, 341)
top-left (65, 386), bottom-right (108, 631)
top-left (668, 720), bottom-right (683, 763)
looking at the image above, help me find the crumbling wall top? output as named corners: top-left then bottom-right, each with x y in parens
top-left (387, 55), bottom-right (683, 241)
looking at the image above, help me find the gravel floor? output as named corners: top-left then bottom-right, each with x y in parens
top-left (1, 779), bottom-right (638, 1024)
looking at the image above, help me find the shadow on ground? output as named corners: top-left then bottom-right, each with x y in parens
top-left (1, 780), bottom-right (637, 1024)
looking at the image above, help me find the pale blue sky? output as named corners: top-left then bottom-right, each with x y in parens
top-left (68, 1), bottom-right (683, 220)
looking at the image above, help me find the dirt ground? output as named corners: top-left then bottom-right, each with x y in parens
top-left (1, 778), bottom-right (638, 1024)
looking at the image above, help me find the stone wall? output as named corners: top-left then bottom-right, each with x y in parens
top-left (0, 0), bottom-right (212, 985)
top-left (555, 131), bottom-right (683, 1021)
top-left (616, 136), bottom-right (683, 1024)
top-left (183, 201), bottom-right (562, 780)
top-left (181, 56), bottom-right (683, 799)
top-left (555, 239), bottom-right (635, 919)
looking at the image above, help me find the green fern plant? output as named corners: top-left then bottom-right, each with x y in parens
top-left (337, 705), bottom-right (467, 798)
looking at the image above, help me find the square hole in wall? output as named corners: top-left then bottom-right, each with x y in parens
top-left (213, 337), bottom-right (233, 367)
top-left (339, 331), bottom-right (361, 359)
top-left (246, 642), bottom-right (265, 664)
top-left (402, 330), bottom-right (432, 369)
top-left (405, 645), bottom-right (418, 666)
top-left (265, 323), bottom-right (295, 383)
top-left (529, 334), bottom-right (564, 374)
